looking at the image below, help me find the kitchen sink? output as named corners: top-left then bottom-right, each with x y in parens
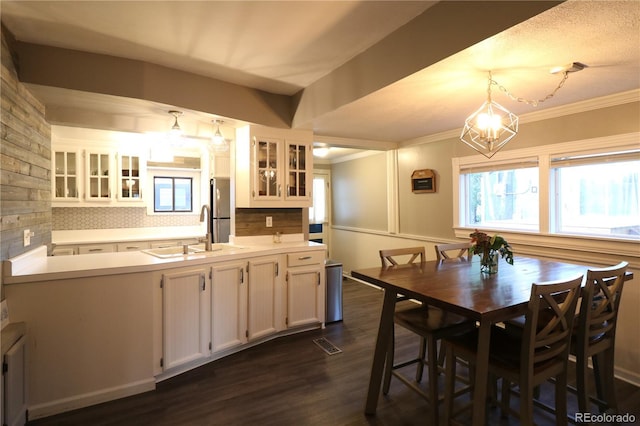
top-left (142, 243), bottom-right (244, 258)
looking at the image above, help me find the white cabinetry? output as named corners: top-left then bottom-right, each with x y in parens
top-left (286, 251), bottom-right (325, 327)
top-left (161, 267), bottom-right (211, 370)
top-left (247, 255), bottom-right (283, 340)
top-left (77, 243), bottom-right (116, 254)
top-left (117, 153), bottom-right (145, 201)
top-left (211, 260), bottom-right (247, 353)
top-left (53, 148), bottom-right (80, 201)
top-left (2, 323), bottom-right (27, 426)
top-left (52, 140), bottom-right (147, 206)
top-left (235, 125), bottom-right (313, 208)
top-left (211, 255), bottom-right (283, 353)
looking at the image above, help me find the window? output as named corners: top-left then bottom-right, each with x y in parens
top-left (461, 165), bottom-right (539, 231)
top-left (551, 152), bottom-right (639, 238)
top-left (154, 177), bottom-right (193, 212)
top-left (453, 133), bottom-right (639, 242)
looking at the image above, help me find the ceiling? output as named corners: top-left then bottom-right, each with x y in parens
top-left (2, 1), bottom-right (639, 161)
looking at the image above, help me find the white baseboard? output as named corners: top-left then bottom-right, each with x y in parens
top-left (27, 378), bottom-right (156, 420)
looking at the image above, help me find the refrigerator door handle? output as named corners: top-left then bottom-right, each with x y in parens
top-left (215, 188), bottom-right (221, 218)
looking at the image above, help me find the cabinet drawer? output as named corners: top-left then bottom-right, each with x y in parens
top-left (78, 244), bottom-right (116, 254)
top-left (52, 246), bottom-right (76, 256)
top-left (287, 251), bottom-right (324, 267)
top-left (117, 241), bottom-right (151, 252)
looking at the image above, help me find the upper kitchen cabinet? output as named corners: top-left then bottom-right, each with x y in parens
top-left (85, 148), bottom-right (113, 201)
top-left (117, 153), bottom-right (145, 201)
top-left (52, 148), bottom-right (80, 202)
top-left (52, 126), bottom-right (150, 207)
top-left (235, 125), bottom-right (313, 208)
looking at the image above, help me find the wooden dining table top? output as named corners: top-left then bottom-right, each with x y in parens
top-left (351, 256), bottom-right (633, 322)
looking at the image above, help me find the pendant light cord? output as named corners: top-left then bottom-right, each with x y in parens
top-left (489, 70), bottom-right (570, 107)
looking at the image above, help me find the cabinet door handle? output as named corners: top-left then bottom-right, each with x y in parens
top-left (298, 256), bottom-right (312, 260)
top-left (126, 246), bottom-right (140, 250)
top-left (89, 248), bottom-right (103, 252)
top-left (275, 262), bottom-right (279, 277)
top-left (240, 268), bottom-right (244, 284)
top-left (317, 272), bottom-right (321, 286)
top-left (201, 274), bottom-right (206, 291)
top-left (278, 184), bottom-right (281, 197)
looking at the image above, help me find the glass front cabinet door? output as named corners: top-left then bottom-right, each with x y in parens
top-left (53, 150), bottom-right (80, 200)
top-left (117, 154), bottom-right (143, 201)
top-left (254, 137), bottom-right (281, 200)
top-left (85, 150), bottom-right (113, 200)
top-left (285, 141), bottom-right (310, 201)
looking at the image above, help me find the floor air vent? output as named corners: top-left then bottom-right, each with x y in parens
top-left (313, 337), bottom-right (342, 355)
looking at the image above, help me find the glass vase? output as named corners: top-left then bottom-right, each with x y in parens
top-left (480, 250), bottom-right (499, 274)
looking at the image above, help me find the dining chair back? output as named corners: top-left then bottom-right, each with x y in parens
top-left (444, 274), bottom-right (583, 426)
top-left (434, 242), bottom-right (471, 262)
top-left (574, 261), bottom-right (628, 413)
top-left (379, 246), bottom-right (425, 267)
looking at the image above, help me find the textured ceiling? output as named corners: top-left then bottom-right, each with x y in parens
top-left (2, 1), bottom-right (639, 160)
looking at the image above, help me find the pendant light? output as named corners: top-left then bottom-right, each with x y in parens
top-left (460, 72), bottom-right (518, 159)
top-left (211, 119), bottom-right (229, 152)
top-left (168, 110), bottom-right (183, 141)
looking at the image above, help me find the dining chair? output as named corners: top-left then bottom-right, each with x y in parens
top-left (379, 246), bottom-right (476, 425)
top-left (434, 242), bottom-right (471, 262)
top-left (443, 275), bottom-right (583, 426)
top-left (379, 246), bottom-right (425, 267)
top-left (573, 261), bottom-right (628, 414)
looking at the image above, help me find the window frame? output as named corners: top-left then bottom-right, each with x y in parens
top-left (153, 176), bottom-right (194, 213)
top-left (452, 132), bottom-right (639, 258)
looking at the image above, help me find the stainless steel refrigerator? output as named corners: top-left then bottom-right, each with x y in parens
top-left (210, 178), bottom-right (231, 243)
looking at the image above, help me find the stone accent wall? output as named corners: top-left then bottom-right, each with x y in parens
top-left (1, 26), bottom-right (52, 261)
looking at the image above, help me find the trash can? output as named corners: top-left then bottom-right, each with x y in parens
top-left (325, 260), bottom-right (343, 323)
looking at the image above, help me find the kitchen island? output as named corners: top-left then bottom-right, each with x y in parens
top-left (3, 237), bottom-right (326, 420)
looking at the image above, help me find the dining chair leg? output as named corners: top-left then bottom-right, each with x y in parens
top-left (416, 337), bottom-right (427, 382)
top-left (443, 344), bottom-right (456, 425)
top-left (576, 352), bottom-right (590, 413)
top-left (594, 349), bottom-right (618, 412)
top-left (382, 326), bottom-right (395, 395)
top-left (500, 379), bottom-right (511, 419)
top-left (555, 372), bottom-right (569, 426)
top-left (519, 384), bottom-right (534, 426)
top-left (427, 336), bottom-right (439, 425)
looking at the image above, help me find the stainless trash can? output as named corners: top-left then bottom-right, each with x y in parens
top-left (325, 260), bottom-right (343, 323)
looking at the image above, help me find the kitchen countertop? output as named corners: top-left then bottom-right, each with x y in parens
top-left (3, 236), bottom-right (325, 284)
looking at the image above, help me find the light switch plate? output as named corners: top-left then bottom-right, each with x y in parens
top-left (23, 229), bottom-right (31, 246)
top-left (266, 216), bottom-right (273, 227)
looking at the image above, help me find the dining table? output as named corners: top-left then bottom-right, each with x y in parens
top-left (352, 256), bottom-right (634, 425)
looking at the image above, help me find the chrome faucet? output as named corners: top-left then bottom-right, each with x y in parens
top-left (199, 204), bottom-right (213, 251)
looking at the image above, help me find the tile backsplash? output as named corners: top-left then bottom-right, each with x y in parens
top-left (52, 207), bottom-right (198, 230)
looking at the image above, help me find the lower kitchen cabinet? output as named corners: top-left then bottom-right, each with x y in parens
top-left (2, 323), bottom-right (27, 426)
top-left (247, 255), bottom-right (283, 341)
top-left (161, 267), bottom-right (211, 370)
top-left (211, 260), bottom-right (247, 353)
top-left (211, 255), bottom-right (284, 353)
top-left (286, 251), bottom-right (325, 327)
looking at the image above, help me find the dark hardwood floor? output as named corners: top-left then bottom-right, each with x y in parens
top-left (28, 278), bottom-right (640, 425)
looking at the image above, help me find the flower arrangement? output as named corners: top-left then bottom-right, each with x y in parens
top-left (469, 230), bottom-right (514, 270)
